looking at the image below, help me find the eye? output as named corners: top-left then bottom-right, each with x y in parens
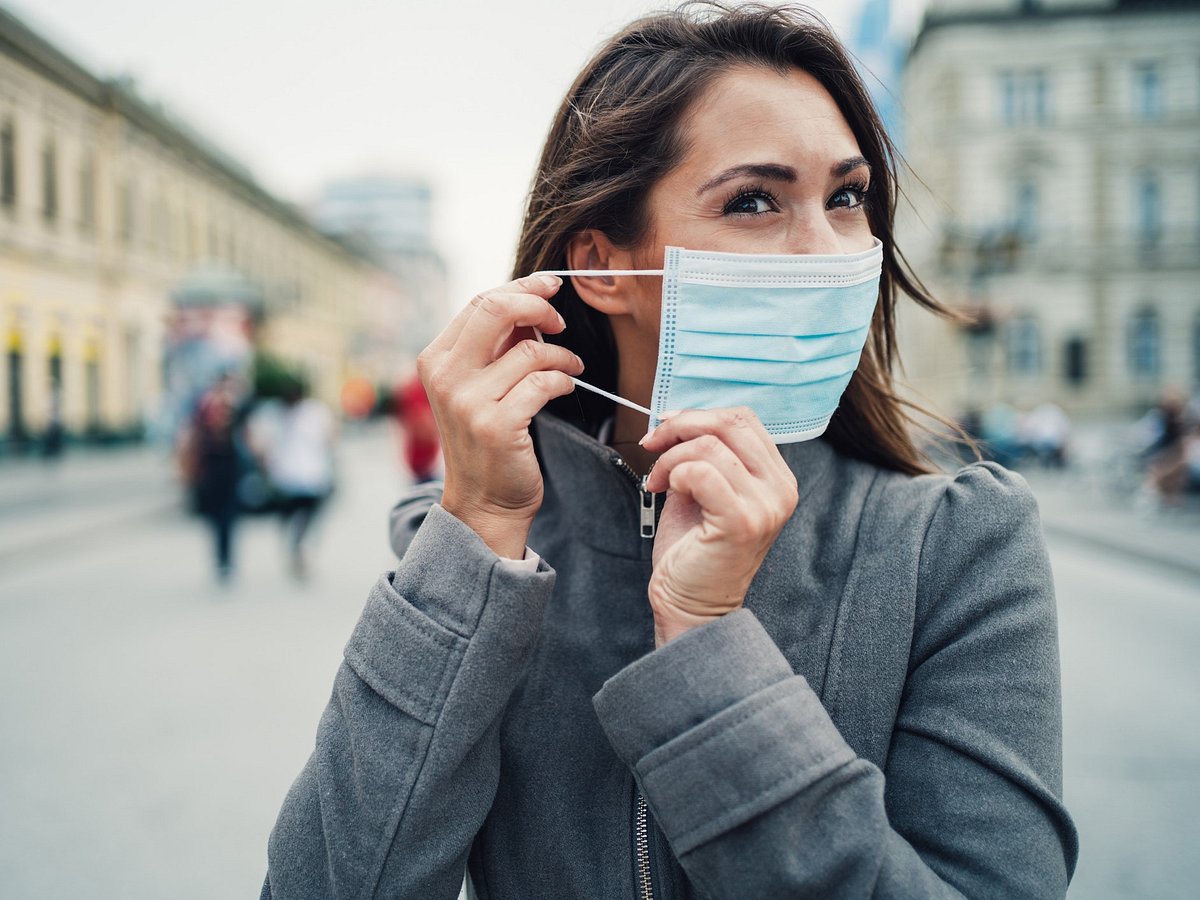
top-left (722, 186), bottom-right (779, 217)
top-left (828, 181), bottom-right (870, 211)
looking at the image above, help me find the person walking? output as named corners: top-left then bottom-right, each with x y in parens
top-left (264, 377), bottom-right (336, 579)
top-left (392, 373), bottom-right (441, 484)
top-left (181, 374), bottom-right (247, 584)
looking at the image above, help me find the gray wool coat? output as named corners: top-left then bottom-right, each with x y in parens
top-left (262, 412), bottom-right (1078, 899)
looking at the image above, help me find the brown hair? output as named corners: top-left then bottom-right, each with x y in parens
top-left (513, 2), bottom-right (956, 475)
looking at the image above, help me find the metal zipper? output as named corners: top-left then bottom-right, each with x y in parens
top-left (615, 453), bottom-right (659, 898)
top-left (611, 456), bottom-right (657, 539)
top-left (635, 791), bottom-right (655, 900)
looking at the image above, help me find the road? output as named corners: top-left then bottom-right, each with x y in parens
top-left (1054, 535), bottom-right (1200, 898)
top-left (0, 429), bottom-right (1197, 898)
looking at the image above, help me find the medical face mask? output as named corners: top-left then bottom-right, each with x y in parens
top-left (539, 238), bottom-right (883, 443)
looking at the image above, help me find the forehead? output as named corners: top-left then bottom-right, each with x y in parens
top-left (676, 65), bottom-right (863, 170)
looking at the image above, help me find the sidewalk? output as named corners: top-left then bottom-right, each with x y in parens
top-left (1024, 469), bottom-right (1200, 580)
top-left (0, 443), bottom-right (182, 567)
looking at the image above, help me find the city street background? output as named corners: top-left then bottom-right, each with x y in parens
top-left (1, 424), bottom-right (1198, 898)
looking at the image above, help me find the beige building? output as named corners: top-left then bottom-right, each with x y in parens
top-left (899, 0), bottom-right (1200, 421)
top-left (0, 7), bottom-right (409, 450)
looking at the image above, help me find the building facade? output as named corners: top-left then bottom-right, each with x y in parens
top-left (311, 176), bottom-right (448, 361)
top-left (0, 7), bottom-right (405, 451)
top-left (899, 0), bottom-right (1200, 421)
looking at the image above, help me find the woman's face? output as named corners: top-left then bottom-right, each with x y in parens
top-left (621, 64), bottom-right (877, 337)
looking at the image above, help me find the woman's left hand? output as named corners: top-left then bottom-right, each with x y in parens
top-left (641, 407), bottom-right (799, 646)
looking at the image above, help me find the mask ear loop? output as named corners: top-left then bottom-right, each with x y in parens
top-left (529, 268), bottom-right (663, 418)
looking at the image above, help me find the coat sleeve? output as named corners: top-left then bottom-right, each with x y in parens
top-left (592, 463), bottom-right (1078, 899)
top-left (262, 504), bottom-right (556, 900)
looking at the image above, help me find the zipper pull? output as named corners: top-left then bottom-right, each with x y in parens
top-left (639, 475), bottom-right (656, 539)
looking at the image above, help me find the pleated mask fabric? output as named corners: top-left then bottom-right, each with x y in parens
top-left (537, 237), bottom-right (883, 443)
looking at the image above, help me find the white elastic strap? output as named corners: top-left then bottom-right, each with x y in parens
top-left (536, 269), bottom-right (663, 277)
top-left (532, 328), bottom-right (653, 417)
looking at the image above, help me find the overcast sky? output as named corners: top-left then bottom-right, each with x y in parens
top-left (15, 0), bottom-right (924, 320)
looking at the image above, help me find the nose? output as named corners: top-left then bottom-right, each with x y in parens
top-left (785, 216), bottom-right (846, 256)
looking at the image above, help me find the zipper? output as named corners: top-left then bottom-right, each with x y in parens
top-left (611, 456), bottom-right (657, 539)
top-left (615, 452), bottom-right (659, 897)
top-left (634, 791), bottom-right (655, 900)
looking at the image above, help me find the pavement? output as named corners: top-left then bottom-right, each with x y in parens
top-left (0, 443), bottom-right (181, 569)
top-left (1023, 468), bottom-right (1200, 580)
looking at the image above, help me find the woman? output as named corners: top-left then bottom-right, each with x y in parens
top-left (263, 5), bottom-right (1077, 897)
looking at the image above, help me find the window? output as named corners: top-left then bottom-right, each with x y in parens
top-left (1014, 179), bottom-right (1039, 239)
top-left (1007, 314), bottom-right (1042, 375)
top-left (0, 119), bottom-right (14, 209)
top-left (1063, 336), bottom-right (1088, 387)
top-left (1137, 174), bottom-right (1161, 246)
top-left (1134, 62), bottom-right (1162, 120)
top-left (6, 345), bottom-right (23, 440)
top-left (79, 155), bottom-right (95, 234)
top-left (1000, 71), bottom-right (1017, 125)
top-left (1128, 307), bottom-right (1161, 378)
top-left (997, 70), bottom-right (1051, 126)
top-left (85, 356), bottom-right (101, 433)
top-left (1032, 71), bottom-right (1049, 124)
top-left (41, 138), bottom-right (57, 223)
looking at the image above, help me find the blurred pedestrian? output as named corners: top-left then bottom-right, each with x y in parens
top-left (392, 374), bottom-right (440, 483)
top-left (980, 402), bottom-right (1022, 468)
top-left (1143, 389), bottom-right (1200, 507)
top-left (1136, 386), bottom-right (1187, 461)
top-left (263, 377), bottom-right (336, 579)
top-left (1022, 401), bottom-right (1070, 468)
top-left (180, 373), bottom-right (249, 583)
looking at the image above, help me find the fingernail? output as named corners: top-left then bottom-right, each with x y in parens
top-left (540, 274), bottom-right (561, 287)
top-left (639, 427), bottom-right (655, 446)
top-left (556, 312), bottom-right (566, 329)
top-left (660, 410), bottom-right (681, 420)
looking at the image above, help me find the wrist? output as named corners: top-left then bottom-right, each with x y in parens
top-left (441, 491), bottom-right (536, 560)
top-left (653, 606), bottom-right (723, 647)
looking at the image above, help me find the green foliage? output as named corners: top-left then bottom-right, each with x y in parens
top-left (253, 352), bottom-right (307, 400)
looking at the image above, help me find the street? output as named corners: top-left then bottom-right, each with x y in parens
top-left (1, 428), bottom-right (1198, 898)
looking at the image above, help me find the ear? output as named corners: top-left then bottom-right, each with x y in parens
top-left (565, 230), bottom-right (636, 316)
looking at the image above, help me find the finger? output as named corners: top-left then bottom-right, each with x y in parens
top-left (454, 289), bottom-right (568, 370)
top-left (494, 368), bottom-right (578, 426)
top-left (666, 460), bottom-right (742, 525)
top-left (472, 339), bottom-right (584, 402)
top-left (643, 407), bottom-right (780, 478)
top-left (427, 274), bottom-right (563, 354)
top-left (645, 433), bottom-right (755, 497)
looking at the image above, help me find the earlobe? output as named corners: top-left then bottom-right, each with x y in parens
top-left (566, 230), bottom-right (635, 316)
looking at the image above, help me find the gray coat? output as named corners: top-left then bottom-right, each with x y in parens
top-left (263, 413), bottom-right (1078, 898)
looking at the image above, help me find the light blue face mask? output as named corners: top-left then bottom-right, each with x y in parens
top-left (538, 238), bottom-right (883, 443)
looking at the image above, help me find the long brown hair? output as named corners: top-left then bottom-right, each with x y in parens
top-left (513, 2), bottom-right (955, 475)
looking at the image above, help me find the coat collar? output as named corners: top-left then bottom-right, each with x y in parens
top-left (532, 412), bottom-right (839, 558)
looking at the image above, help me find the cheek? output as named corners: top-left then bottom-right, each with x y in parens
top-left (633, 278), bottom-right (664, 336)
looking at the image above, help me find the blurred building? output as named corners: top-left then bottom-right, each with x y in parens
top-left (849, 0), bottom-right (905, 145)
top-left (899, 0), bottom-right (1200, 421)
top-left (0, 7), bottom-right (406, 452)
top-left (312, 176), bottom-right (447, 360)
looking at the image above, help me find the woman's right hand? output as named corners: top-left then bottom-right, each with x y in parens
top-left (417, 274), bottom-right (583, 559)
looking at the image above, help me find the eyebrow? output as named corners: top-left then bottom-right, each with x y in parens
top-left (832, 156), bottom-right (871, 178)
top-left (696, 157), bottom-right (872, 196)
